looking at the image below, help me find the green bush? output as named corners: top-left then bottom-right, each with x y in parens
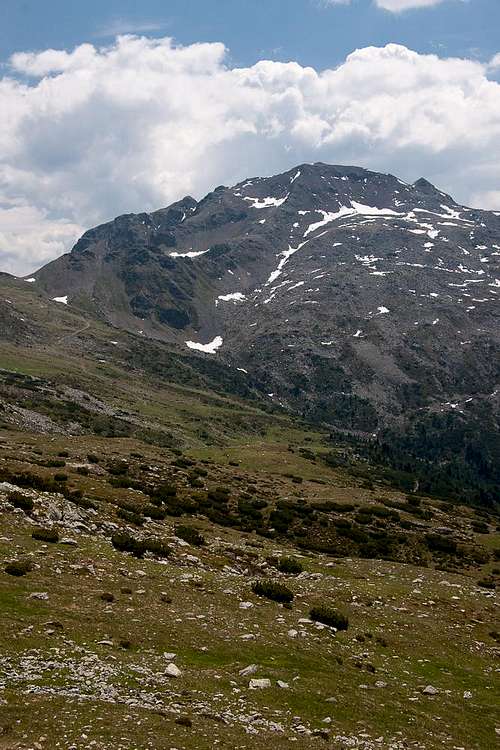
top-left (144, 504), bottom-right (166, 520)
top-left (107, 461), bottom-right (129, 476)
top-left (172, 457), bottom-right (195, 469)
top-left (150, 482), bottom-right (177, 503)
top-left (54, 473), bottom-right (68, 482)
top-left (477, 577), bottom-right (496, 590)
top-left (111, 531), bottom-right (146, 557)
top-left (8, 491), bottom-right (34, 513)
top-left (310, 605), bottom-right (349, 630)
top-left (144, 537), bottom-right (171, 558)
top-left (277, 556), bottom-right (304, 575)
top-left (175, 524), bottom-right (205, 546)
top-left (45, 459), bottom-right (66, 468)
top-left (117, 508), bottom-right (144, 526)
top-left (69, 493), bottom-right (97, 510)
top-left (425, 533), bottom-right (457, 554)
top-left (5, 560), bottom-right (32, 577)
top-left (252, 579), bottom-right (294, 603)
top-left (472, 521), bottom-right (489, 534)
top-left (32, 527), bottom-right (59, 543)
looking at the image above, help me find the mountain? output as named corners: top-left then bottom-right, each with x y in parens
top-left (12, 163), bottom-right (500, 501)
top-left (1, 166), bottom-right (500, 750)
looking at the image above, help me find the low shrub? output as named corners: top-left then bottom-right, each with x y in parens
top-left (143, 504), bottom-right (166, 520)
top-left (69, 493), bottom-right (97, 510)
top-left (5, 560), bottom-right (32, 576)
top-left (111, 531), bottom-right (146, 557)
top-left (54, 473), bottom-right (68, 482)
top-left (144, 537), bottom-right (171, 558)
top-left (277, 556), bottom-right (304, 575)
top-left (310, 605), bottom-right (349, 630)
top-left (100, 591), bottom-right (114, 602)
top-left (472, 521), bottom-right (489, 534)
top-left (172, 457), bottom-right (195, 469)
top-left (175, 524), bottom-right (205, 546)
top-left (425, 533), bottom-right (457, 554)
top-left (8, 492), bottom-right (34, 513)
top-left (107, 461), bottom-right (129, 476)
top-left (32, 527), bottom-right (59, 543)
top-left (45, 459), bottom-right (66, 468)
top-left (117, 508), bottom-right (144, 526)
top-left (477, 577), bottom-right (496, 590)
top-left (252, 579), bottom-right (294, 603)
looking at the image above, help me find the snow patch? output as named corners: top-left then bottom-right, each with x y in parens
top-left (244, 194), bottom-right (289, 209)
top-left (266, 240), bottom-right (309, 286)
top-left (216, 292), bottom-right (246, 304)
top-left (169, 249), bottom-right (210, 258)
top-left (52, 295), bottom-right (68, 305)
top-left (185, 336), bottom-right (223, 354)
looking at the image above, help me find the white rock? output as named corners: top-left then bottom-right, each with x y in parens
top-left (277, 680), bottom-right (289, 689)
top-left (165, 663), bottom-right (182, 678)
top-left (239, 601), bottom-right (254, 609)
top-left (163, 652), bottom-right (176, 661)
top-left (249, 678), bottom-right (271, 689)
top-left (29, 592), bottom-right (49, 600)
top-left (288, 629), bottom-right (298, 638)
top-left (463, 690), bottom-right (472, 699)
top-left (239, 664), bottom-right (258, 676)
top-left (422, 685), bottom-right (439, 695)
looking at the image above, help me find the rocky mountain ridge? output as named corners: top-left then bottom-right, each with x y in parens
top-left (31, 163), bottom-right (499, 431)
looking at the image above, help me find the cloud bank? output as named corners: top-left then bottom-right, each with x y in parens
top-left (1, 36), bottom-right (499, 274)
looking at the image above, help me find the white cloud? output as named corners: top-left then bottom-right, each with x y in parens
top-left (0, 36), bottom-right (499, 275)
top-left (318, 0), bottom-right (463, 13)
top-left (321, 0), bottom-right (457, 8)
top-left (489, 53), bottom-right (500, 70)
top-left (0, 205), bottom-right (83, 275)
top-left (96, 19), bottom-right (167, 38)
top-left (319, 0), bottom-right (352, 5)
top-left (375, 0), bottom-right (449, 10)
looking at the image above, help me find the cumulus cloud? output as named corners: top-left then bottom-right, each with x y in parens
top-left (1, 36), bottom-right (500, 275)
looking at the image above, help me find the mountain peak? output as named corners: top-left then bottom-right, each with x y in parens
top-left (31, 162), bottom-right (499, 437)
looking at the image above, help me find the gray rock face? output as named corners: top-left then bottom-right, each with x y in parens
top-left (33, 163), bottom-right (500, 471)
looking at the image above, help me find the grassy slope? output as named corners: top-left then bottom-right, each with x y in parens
top-left (0, 276), bottom-right (499, 749)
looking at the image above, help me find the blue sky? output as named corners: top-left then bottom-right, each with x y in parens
top-left (0, 0), bottom-right (499, 274)
top-left (1, 0), bottom-right (497, 70)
